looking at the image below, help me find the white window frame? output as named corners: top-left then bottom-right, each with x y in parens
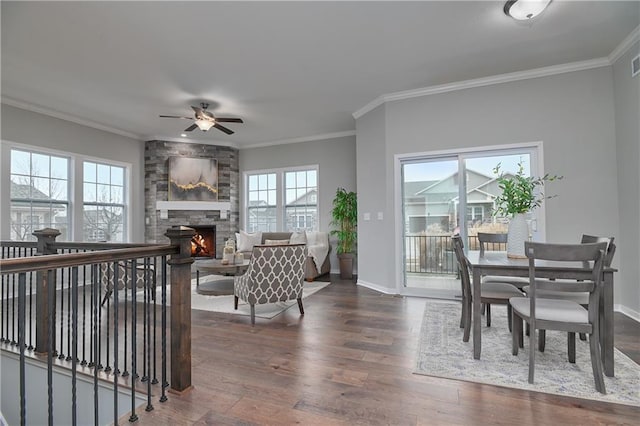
top-left (242, 164), bottom-right (319, 232)
top-left (1, 140), bottom-right (132, 242)
top-left (82, 160), bottom-right (128, 243)
top-left (394, 141), bottom-right (544, 297)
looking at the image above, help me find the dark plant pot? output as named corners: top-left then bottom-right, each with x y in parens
top-left (338, 253), bottom-right (354, 280)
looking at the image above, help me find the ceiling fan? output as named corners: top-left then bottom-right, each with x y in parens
top-left (159, 102), bottom-right (243, 135)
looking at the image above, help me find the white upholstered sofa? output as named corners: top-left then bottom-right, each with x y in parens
top-left (236, 231), bottom-right (331, 281)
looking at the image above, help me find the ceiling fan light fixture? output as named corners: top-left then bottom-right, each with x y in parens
top-left (504, 0), bottom-right (552, 20)
top-left (195, 118), bottom-right (215, 131)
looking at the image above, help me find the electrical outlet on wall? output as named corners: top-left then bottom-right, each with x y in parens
top-left (363, 213), bottom-right (371, 221)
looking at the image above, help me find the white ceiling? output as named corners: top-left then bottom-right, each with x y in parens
top-left (2, 1), bottom-right (638, 147)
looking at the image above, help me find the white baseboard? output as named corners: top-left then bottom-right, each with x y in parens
top-left (356, 279), bottom-right (396, 294)
top-left (614, 304), bottom-right (640, 322)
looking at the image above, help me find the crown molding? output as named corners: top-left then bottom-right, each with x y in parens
top-left (143, 135), bottom-right (240, 149)
top-left (353, 57), bottom-right (610, 119)
top-left (1, 96), bottom-right (142, 140)
top-left (609, 25), bottom-right (640, 64)
top-left (240, 130), bottom-right (356, 150)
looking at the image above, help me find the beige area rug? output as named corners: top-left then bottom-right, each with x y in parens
top-left (415, 301), bottom-right (640, 406)
top-left (160, 275), bottom-right (330, 319)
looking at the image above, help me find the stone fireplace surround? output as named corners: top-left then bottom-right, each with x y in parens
top-left (144, 140), bottom-right (240, 257)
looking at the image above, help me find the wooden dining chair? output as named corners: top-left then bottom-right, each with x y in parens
top-left (477, 232), bottom-right (527, 326)
top-left (510, 241), bottom-right (608, 394)
top-left (478, 232), bottom-right (530, 290)
top-left (522, 235), bottom-right (615, 347)
top-left (452, 235), bottom-right (523, 341)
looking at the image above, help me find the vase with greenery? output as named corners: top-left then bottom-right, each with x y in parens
top-left (493, 162), bottom-right (562, 258)
top-left (330, 188), bottom-right (357, 279)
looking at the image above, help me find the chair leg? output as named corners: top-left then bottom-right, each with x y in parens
top-left (507, 304), bottom-right (513, 333)
top-left (462, 298), bottom-right (471, 343)
top-left (486, 304), bottom-right (491, 327)
top-left (518, 318), bottom-right (524, 349)
top-left (525, 322), bottom-right (530, 336)
top-left (100, 289), bottom-right (112, 307)
top-left (460, 298), bottom-right (466, 329)
top-left (579, 333), bottom-right (587, 341)
top-left (250, 304), bottom-right (255, 326)
top-left (568, 332), bottom-right (576, 363)
top-left (234, 295), bottom-right (238, 310)
top-left (297, 298), bottom-right (304, 315)
top-left (481, 303), bottom-right (485, 316)
top-left (528, 328), bottom-right (536, 384)
top-left (589, 329), bottom-right (606, 394)
top-left (538, 330), bottom-right (546, 352)
top-left (512, 312), bottom-right (520, 356)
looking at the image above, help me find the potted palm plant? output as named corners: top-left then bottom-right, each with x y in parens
top-left (330, 188), bottom-right (357, 279)
top-left (493, 162), bottom-right (562, 258)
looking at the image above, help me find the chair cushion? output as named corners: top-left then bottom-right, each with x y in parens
top-left (264, 239), bottom-right (290, 245)
top-left (483, 275), bottom-right (529, 286)
top-left (522, 286), bottom-right (589, 305)
top-left (510, 297), bottom-right (588, 323)
top-left (481, 282), bottom-right (524, 299)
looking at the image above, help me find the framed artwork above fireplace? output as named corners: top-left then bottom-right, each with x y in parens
top-left (168, 157), bottom-right (218, 201)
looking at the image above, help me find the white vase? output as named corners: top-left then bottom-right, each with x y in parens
top-left (507, 213), bottom-right (529, 258)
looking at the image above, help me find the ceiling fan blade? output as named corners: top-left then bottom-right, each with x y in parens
top-left (184, 124), bottom-right (198, 132)
top-left (213, 123), bottom-right (234, 135)
top-left (215, 117), bottom-right (244, 123)
top-left (159, 115), bottom-right (193, 120)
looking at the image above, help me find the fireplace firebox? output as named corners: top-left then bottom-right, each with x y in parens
top-left (189, 225), bottom-right (216, 258)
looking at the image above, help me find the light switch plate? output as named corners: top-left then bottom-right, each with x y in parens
top-left (363, 213), bottom-right (371, 221)
top-left (160, 210), bottom-right (168, 219)
top-left (377, 212), bottom-right (384, 220)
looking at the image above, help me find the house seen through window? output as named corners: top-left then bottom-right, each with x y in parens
top-left (83, 161), bottom-right (126, 242)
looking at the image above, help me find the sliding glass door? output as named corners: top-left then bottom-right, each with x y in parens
top-left (400, 145), bottom-right (539, 297)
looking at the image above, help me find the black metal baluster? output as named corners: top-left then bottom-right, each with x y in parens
top-left (105, 263), bottom-right (112, 373)
top-left (18, 272), bottom-right (27, 426)
top-left (56, 266), bottom-right (63, 359)
top-left (122, 263), bottom-right (129, 377)
top-left (88, 264), bottom-right (95, 368)
top-left (160, 256), bottom-right (168, 402)
top-left (1, 268), bottom-right (5, 343)
top-left (47, 270), bottom-right (54, 426)
top-left (113, 262), bottom-right (120, 424)
top-left (92, 264), bottom-right (99, 426)
top-left (145, 258), bottom-right (153, 412)
top-left (12, 246), bottom-right (17, 345)
top-left (71, 266), bottom-right (79, 426)
top-left (98, 264), bottom-right (103, 370)
top-left (28, 270), bottom-right (34, 350)
top-left (129, 259), bottom-right (138, 423)
top-left (66, 263), bottom-right (73, 361)
top-left (152, 256), bottom-right (158, 385)
top-left (81, 258), bottom-right (87, 366)
top-left (142, 258), bottom-right (148, 383)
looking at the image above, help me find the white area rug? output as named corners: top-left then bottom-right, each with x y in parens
top-left (161, 275), bottom-right (329, 319)
top-left (415, 301), bottom-right (640, 406)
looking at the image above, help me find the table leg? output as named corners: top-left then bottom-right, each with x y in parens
top-left (601, 271), bottom-right (614, 377)
top-left (473, 268), bottom-right (482, 360)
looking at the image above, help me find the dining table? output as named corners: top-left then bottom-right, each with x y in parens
top-left (466, 250), bottom-right (616, 377)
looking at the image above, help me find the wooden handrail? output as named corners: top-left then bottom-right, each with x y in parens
top-left (0, 244), bottom-right (179, 274)
top-left (51, 241), bottom-right (162, 250)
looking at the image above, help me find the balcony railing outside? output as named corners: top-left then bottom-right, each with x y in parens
top-left (404, 234), bottom-right (506, 275)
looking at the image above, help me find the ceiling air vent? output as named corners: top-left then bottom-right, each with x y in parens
top-left (632, 55), bottom-right (640, 78)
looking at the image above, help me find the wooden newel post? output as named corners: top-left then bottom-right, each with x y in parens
top-left (33, 228), bottom-right (61, 354)
top-left (165, 226), bottom-right (195, 393)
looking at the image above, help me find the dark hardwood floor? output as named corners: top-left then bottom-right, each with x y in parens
top-left (135, 276), bottom-right (640, 425)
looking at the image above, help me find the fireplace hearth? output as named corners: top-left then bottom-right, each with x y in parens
top-left (189, 225), bottom-right (216, 258)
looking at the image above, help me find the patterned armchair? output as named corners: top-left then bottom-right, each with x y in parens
top-left (234, 244), bottom-right (306, 325)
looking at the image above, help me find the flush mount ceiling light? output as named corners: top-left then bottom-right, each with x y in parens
top-left (504, 0), bottom-right (552, 20)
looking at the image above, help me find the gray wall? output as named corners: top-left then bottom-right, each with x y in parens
top-left (613, 41), bottom-right (640, 316)
top-left (1, 104), bottom-right (145, 242)
top-left (356, 67), bottom-right (628, 306)
top-left (355, 105), bottom-right (394, 289)
top-left (240, 136), bottom-right (356, 272)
